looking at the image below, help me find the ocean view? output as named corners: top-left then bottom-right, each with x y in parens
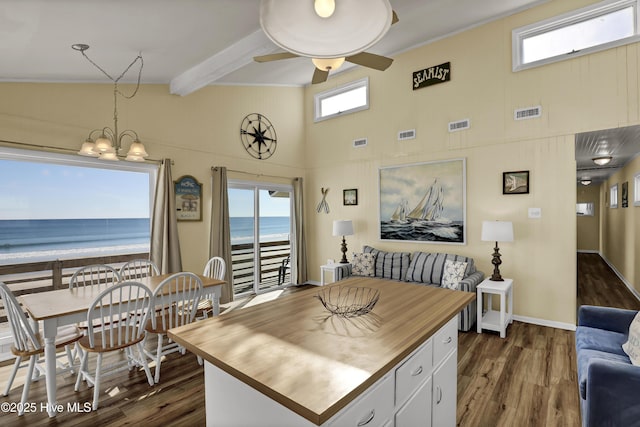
top-left (0, 217), bottom-right (290, 265)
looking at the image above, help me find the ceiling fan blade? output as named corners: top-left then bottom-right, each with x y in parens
top-left (312, 68), bottom-right (329, 84)
top-left (346, 52), bottom-right (394, 71)
top-left (253, 52), bottom-right (300, 63)
top-left (392, 10), bottom-right (399, 25)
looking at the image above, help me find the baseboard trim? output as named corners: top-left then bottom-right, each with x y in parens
top-left (577, 249), bottom-right (599, 254)
top-left (599, 253), bottom-right (640, 302)
top-left (513, 315), bottom-right (576, 331)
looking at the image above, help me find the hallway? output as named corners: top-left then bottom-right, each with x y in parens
top-left (577, 252), bottom-right (640, 310)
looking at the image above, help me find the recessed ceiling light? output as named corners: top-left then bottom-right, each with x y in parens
top-left (592, 156), bottom-right (612, 166)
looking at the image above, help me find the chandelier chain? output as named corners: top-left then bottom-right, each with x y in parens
top-left (80, 50), bottom-right (144, 100)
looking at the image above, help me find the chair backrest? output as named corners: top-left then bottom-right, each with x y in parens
top-left (69, 264), bottom-right (121, 291)
top-left (203, 257), bottom-right (226, 280)
top-left (119, 259), bottom-right (160, 281)
top-left (151, 272), bottom-right (203, 331)
top-left (85, 281), bottom-right (153, 349)
top-left (0, 282), bottom-right (39, 353)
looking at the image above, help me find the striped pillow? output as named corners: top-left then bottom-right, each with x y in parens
top-left (405, 252), bottom-right (474, 285)
top-left (363, 246), bottom-right (410, 281)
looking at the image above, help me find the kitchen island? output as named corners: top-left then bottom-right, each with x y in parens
top-left (169, 277), bottom-right (474, 427)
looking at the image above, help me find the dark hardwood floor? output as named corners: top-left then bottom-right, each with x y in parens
top-left (0, 254), bottom-right (637, 426)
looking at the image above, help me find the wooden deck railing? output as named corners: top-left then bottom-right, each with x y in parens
top-left (0, 240), bottom-right (291, 323)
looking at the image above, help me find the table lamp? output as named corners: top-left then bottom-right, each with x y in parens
top-left (333, 220), bottom-right (354, 264)
top-left (481, 220), bottom-right (514, 281)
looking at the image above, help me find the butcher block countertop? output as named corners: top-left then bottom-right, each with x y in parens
top-left (168, 277), bottom-right (475, 425)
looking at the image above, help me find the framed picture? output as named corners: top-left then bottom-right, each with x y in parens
top-left (379, 158), bottom-right (466, 244)
top-left (622, 181), bottom-right (629, 208)
top-left (503, 171), bottom-right (530, 194)
top-left (175, 175), bottom-right (202, 221)
top-left (343, 189), bottom-right (358, 206)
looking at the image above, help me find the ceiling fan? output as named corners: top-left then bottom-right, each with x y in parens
top-left (254, 0), bottom-right (398, 84)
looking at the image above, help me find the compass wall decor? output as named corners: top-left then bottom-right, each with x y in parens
top-left (240, 113), bottom-right (277, 159)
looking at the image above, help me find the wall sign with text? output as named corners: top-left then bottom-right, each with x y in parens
top-left (413, 62), bottom-right (451, 90)
top-left (175, 175), bottom-right (202, 221)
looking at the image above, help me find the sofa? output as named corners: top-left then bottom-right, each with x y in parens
top-left (576, 305), bottom-right (640, 427)
top-left (342, 245), bottom-right (484, 332)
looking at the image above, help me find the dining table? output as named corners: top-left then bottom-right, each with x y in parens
top-left (19, 272), bottom-right (225, 418)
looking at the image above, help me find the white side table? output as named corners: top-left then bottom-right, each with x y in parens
top-left (476, 278), bottom-right (513, 338)
top-left (320, 263), bottom-right (351, 285)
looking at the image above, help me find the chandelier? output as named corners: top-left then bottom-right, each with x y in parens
top-left (73, 44), bottom-right (149, 162)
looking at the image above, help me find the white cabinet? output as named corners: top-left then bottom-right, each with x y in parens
top-left (395, 377), bottom-right (432, 427)
top-left (432, 350), bottom-right (457, 427)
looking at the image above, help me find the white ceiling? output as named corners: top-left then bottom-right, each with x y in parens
top-left (0, 0), bottom-right (548, 93)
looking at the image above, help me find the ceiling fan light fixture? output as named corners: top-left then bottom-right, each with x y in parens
top-left (260, 0), bottom-right (392, 58)
top-left (314, 0), bottom-right (335, 18)
top-left (592, 156), bottom-right (612, 166)
top-left (312, 57), bottom-right (345, 71)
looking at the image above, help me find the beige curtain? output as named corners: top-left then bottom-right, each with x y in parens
top-left (150, 159), bottom-right (182, 274)
top-left (293, 177), bottom-right (307, 284)
top-left (210, 166), bottom-right (234, 304)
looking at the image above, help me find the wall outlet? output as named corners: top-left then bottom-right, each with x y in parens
top-left (528, 207), bottom-right (542, 219)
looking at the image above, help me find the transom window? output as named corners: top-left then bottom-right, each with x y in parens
top-left (513, 0), bottom-right (640, 71)
top-left (314, 77), bottom-right (369, 122)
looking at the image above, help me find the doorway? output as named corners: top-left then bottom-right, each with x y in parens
top-left (227, 181), bottom-right (294, 296)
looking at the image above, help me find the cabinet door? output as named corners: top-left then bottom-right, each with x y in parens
top-left (432, 350), bottom-right (457, 427)
top-left (395, 377), bottom-right (432, 427)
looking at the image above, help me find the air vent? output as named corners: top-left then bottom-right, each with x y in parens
top-left (514, 105), bottom-right (542, 120)
top-left (398, 129), bottom-right (416, 141)
top-left (448, 119), bottom-right (470, 132)
top-left (353, 138), bottom-right (368, 148)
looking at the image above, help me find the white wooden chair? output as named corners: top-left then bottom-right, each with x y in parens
top-left (69, 264), bottom-right (121, 290)
top-left (197, 256), bottom-right (226, 319)
top-left (74, 281), bottom-right (154, 410)
top-left (144, 272), bottom-right (202, 383)
top-left (119, 259), bottom-right (159, 281)
top-left (0, 282), bottom-right (82, 416)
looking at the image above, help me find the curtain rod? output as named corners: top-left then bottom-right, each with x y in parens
top-left (212, 166), bottom-right (298, 181)
top-left (0, 138), bottom-right (167, 164)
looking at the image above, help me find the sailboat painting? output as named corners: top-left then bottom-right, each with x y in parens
top-left (379, 159), bottom-right (466, 244)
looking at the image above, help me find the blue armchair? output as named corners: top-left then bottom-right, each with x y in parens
top-left (576, 305), bottom-right (640, 427)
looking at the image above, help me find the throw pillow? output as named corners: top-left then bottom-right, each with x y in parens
top-left (441, 259), bottom-right (467, 290)
top-left (623, 311), bottom-right (640, 366)
top-left (351, 252), bottom-right (375, 277)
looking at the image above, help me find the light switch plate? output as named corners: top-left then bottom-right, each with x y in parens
top-left (528, 207), bottom-right (542, 218)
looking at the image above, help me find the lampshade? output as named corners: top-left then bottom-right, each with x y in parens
top-left (260, 0), bottom-right (393, 58)
top-left (312, 57), bottom-right (346, 71)
top-left (481, 221), bottom-right (514, 243)
top-left (592, 156), bottom-right (612, 166)
top-left (314, 0), bottom-right (335, 18)
top-left (333, 220), bottom-right (354, 237)
top-left (99, 151), bottom-right (119, 161)
top-left (94, 135), bottom-right (115, 153)
top-left (78, 140), bottom-right (99, 157)
top-left (126, 141), bottom-right (149, 157)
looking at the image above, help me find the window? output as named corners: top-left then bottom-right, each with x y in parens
top-left (610, 183), bottom-right (619, 208)
top-left (635, 173), bottom-right (640, 206)
top-left (576, 202), bottom-right (595, 216)
top-left (0, 147), bottom-right (157, 265)
top-left (513, 0), bottom-right (640, 71)
top-left (314, 77), bottom-right (369, 122)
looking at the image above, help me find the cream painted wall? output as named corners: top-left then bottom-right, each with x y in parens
top-left (602, 155), bottom-right (640, 294)
top-left (577, 184), bottom-right (600, 251)
top-left (0, 83), bottom-right (306, 274)
top-left (302, 0), bottom-right (640, 325)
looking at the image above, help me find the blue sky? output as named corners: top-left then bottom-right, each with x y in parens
top-left (0, 160), bottom-right (150, 220)
top-left (228, 188), bottom-right (290, 217)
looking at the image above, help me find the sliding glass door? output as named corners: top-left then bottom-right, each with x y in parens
top-left (228, 181), bottom-right (293, 296)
